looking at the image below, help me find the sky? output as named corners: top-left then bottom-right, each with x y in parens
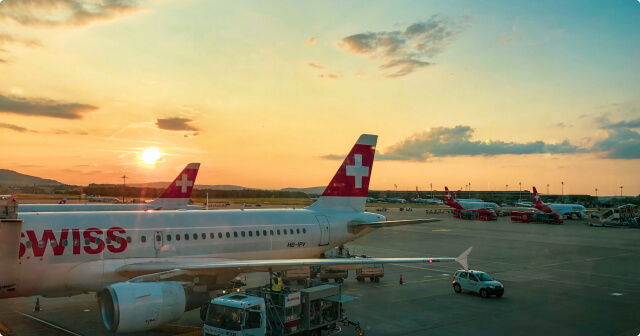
top-left (0, 0), bottom-right (639, 196)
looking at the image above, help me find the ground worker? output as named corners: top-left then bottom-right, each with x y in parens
top-left (271, 272), bottom-right (282, 292)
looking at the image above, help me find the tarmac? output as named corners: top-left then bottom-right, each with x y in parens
top-left (1, 206), bottom-right (639, 336)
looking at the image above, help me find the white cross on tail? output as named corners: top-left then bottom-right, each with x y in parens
top-left (346, 154), bottom-right (369, 188)
top-left (175, 174), bottom-right (193, 193)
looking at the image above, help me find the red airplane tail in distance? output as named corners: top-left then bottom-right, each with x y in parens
top-left (148, 163), bottom-right (200, 209)
top-left (532, 186), bottom-right (552, 213)
top-left (308, 134), bottom-right (377, 212)
top-left (445, 187), bottom-right (464, 210)
top-left (58, 198), bottom-right (67, 204)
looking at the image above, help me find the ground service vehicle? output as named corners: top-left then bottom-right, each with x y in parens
top-left (511, 211), bottom-right (563, 224)
top-left (282, 267), bottom-right (313, 286)
top-left (202, 282), bottom-right (356, 336)
top-left (356, 263), bottom-right (384, 282)
top-left (452, 270), bottom-right (504, 298)
top-left (453, 209), bottom-right (497, 221)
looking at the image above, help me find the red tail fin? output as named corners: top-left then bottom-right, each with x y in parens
top-left (445, 187), bottom-right (464, 210)
top-left (532, 186), bottom-right (552, 213)
top-left (308, 134), bottom-right (377, 212)
top-left (149, 163), bottom-right (200, 209)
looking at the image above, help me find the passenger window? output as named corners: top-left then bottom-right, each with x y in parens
top-left (290, 229), bottom-right (294, 235)
top-left (85, 239), bottom-right (90, 245)
top-left (62, 239), bottom-right (68, 247)
top-left (117, 237), bottom-right (122, 244)
top-left (241, 231), bottom-right (246, 237)
top-left (26, 241), bottom-right (32, 248)
top-left (218, 232), bottom-right (222, 238)
top-left (263, 230), bottom-right (267, 236)
top-left (226, 232), bottom-right (230, 238)
top-left (50, 241), bottom-right (57, 247)
top-left (106, 238), bottom-right (111, 244)
top-left (126, 237), bottom-right (132, 243)
top-left (303, 228), bottom-right (306, 234)
top-left (234, 232), bottom-right (238, 238)
top-left (167, 235), bottom-right (172, 241)
top-left (248, 231), bottom-right (253, 237)
top-left (208, 233), bottom-right (212, 239)
top-left (283, 229), bottom-right (287, 235)
top-left (96, 238), bottom-right (102, 245)
top-left (156, 235), bottom-right (162, 242)
top-left (176, 234), bottom-right (181, 241)
top-left (270, 230), bottom-right (274, 236)
top-left (185, 234), bottom-right (189, 240)
top-left (141, 236), bottom-right (146, 243)
top-left (193, 233), bottom-right (198, 240)
top-left (277, 230), bottom-right (281, 235)
top-left (255, 230), bottom-right (259, 237)
top-left (73, 239), bottom-right (79, 246)
top-left (296, 229), bottom-right (300, 234)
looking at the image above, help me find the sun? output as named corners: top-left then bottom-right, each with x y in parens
top-left (141, 147), bottom-right (162, 165)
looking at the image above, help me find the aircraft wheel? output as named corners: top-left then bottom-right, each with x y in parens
top-left (453, 283), bottom-right (462, 293)
top-left (370, 277), bottom-right (375, 281)
top-left (480, 289), bottom-right (489, 299)
top-left (374, 277), bottom-right (380, 283)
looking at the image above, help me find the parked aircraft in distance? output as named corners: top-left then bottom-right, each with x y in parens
top-left (412, 193), bottom-right (443, 205)
top-left (384, 196), bottom-right (408, 204)
top-left (445, 187), bottom-right (500, 212)
top-left (17, 163), bottom-right (203, 212)
top-left (58, 198), bottom-right (67, 204)
top-left (0, 134), bottom-right (471, 333)
top-left (533, 186), bottom-right (586, 218)
top-left (84, 195), bottom-right (120, 202)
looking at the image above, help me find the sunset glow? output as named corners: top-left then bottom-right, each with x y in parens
top-left (0, 1), bottom-right (638, 195)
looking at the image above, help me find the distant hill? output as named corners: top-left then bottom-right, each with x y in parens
top-left (281, 186), bottom-right (325, 195)
top-left (129, 182), bottom-right (249, 191)
top-left (0, 169), bottom-right (62, 186)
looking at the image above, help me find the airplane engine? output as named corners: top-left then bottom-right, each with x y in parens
top-left (99, 282), bottom-right (210, 333)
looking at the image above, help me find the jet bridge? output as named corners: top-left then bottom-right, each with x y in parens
top-left (0, 196), bottom-right (22, 298)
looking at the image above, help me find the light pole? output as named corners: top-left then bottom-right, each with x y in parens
top-left (506, 184), bottom-right (508, 191)
top-left (561, 182), bottom-right (564, 203)
top-left (121, 175), bottom-right (127, 204)
top-left (620, 186), bottom-right (624, 200)
top-left (430, 183), bottom-right (433, 199)
top-left (469, 182), bottom-right (471, 199)
top-left (519, 182), bottom-right (521, 202)
top-left (595, 188), bottom-right (598, 209)
top-left (546, 183), bottom-right (549, 196)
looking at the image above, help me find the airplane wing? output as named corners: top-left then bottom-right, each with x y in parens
top-left (117, 247), bottom-right (473, 282)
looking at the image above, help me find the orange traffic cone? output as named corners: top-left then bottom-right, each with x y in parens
top-left (399, 274), bottom-right (404, 285)
top-left (34, 297), bottom-right (41, 312)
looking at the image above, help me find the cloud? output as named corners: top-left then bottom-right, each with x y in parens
top-left (304, 37), bottom-right (317, 45)
top-left (156, 117), bottom-right (199, 131)
top-left (592, 129), bottom-right (640, 159)
top-left (337, 15), bottom-right (468, 77)
top-left (556, 122), bottom-right (573, 128)
top-left (0, 0), bottom-right (145, 27)
top-left (319, 74), bottom-right (339, 79)
top-left (0, 32), bottom-right (43, 48)
top-left (308, 62), bottom-right (324, 69)
top-left (0, 93), bottom-right (98, 119)
top-left (600, 118), bottom-right (640, 129)
top-left (0, 123), bottom-right (31, 133)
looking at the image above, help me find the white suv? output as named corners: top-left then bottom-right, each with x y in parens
top-left (452, 270), bottom-right (504, 298)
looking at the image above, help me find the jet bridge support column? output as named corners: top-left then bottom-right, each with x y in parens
top-left (0, 197), bottom-right (22, 298)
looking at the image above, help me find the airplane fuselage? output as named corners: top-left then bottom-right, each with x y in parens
top-left (6, 208), bottom-right (382, 299)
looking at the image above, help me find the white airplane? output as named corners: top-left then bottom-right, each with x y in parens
top-left (384, 196), bottom-right (408, 204)
top-left (85, 195), bottom-right (121, 202)
top-left (412, 193), bottom-right (443, 205)
top-left (18, 163), bottom-right (203, 212)
top-left (445, 187), bottom-right (500, 211)
top-left (0, 134), bottom-right (471, 333)
top-left (533, 186), bottom-right (586, 218)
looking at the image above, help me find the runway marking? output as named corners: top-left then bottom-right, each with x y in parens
top-left (0, 321), bottom-right (8, 334)
top-left (431, 229), bottom-right (451, 232)
top-left (538, 252), bottom-right (640, 268)
top-left (610, 293), bottom-right (624, 296)
top-left (14, 312), bottom-right (83, 336)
